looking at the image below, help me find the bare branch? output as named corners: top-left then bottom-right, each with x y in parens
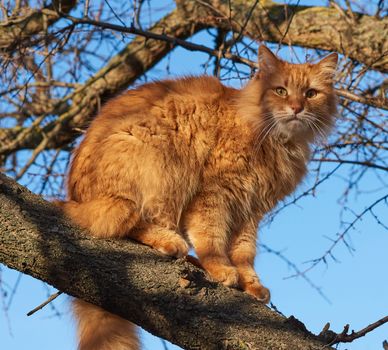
top-left (0, 0), bottom-right (76, 53)
top-left (288, 194), bottom-right (388, 278)
top-left (26, 291), bottom-right (62, 316)
top-left (325, 316), bottom-right (388, 344)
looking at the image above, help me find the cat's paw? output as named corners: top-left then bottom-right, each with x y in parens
top-left (154, 235), bottom-right (189, 258)
top-left (244, 282), bottom-right (271, 303)
top-left (206, 265), bottom-right (239, 287)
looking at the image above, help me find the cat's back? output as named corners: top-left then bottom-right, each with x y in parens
top-left (75, 75), bottom-right (234, 158)
top-left (96, 76), bottom-right (229, 125)
top-left (68, 76), bottom-right (235, 201)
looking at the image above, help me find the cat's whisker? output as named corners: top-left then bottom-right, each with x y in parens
top-left (253, 122), bottom-right (274, 151)
top-left (304, 119), bottom-right (319, 137)
top-left (255, 115), bottom-right (276, 135)
top-left (303, 112), bottom-right (329, 125)
top-left (255, 119), bottom-right (278, 152)
top-left (304, 118), bottom-right (327, 140)
top-left (304, 112), bottom-right (331, 127)
top-left (251, 114), bottom-right (276, 135)
top-left (252, 122), bottom-right (273, 153)
top-left (273, 113), bottom-right (292, 119)
top-left (303, 114), bottom-right (331, 136)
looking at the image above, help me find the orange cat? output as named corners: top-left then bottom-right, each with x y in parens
top-left (63, 46), bottom-right (338, 350)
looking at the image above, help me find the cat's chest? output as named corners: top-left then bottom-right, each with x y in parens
top-left (249, 145), bottom-right (308, 211)
top-left (207, 142), bottom-right (308, 215)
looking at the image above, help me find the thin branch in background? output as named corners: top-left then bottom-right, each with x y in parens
top-left (15, 135), bottom-right (50, 180)
top-left (84, 0), bottom-right (90, 17)
top-left (62, 14), bottom-right (258, 68)
top-left (103, 0), bottom-right (127, 27)
top-left (229, 0), bottom-right (260, 52)
top-left (132, 0), bottom-right (144, 29)
top-left (6, 272), bottom-right (22, 310)
top-left (0, 267), bottom-right (13, 336)
top-left (268, 164), bottom-right (342, 220)
top-left (260, 243), bottom-right (330, 303)
top-left (288, 194), bottom-right (388, 279)
top-left (369, 207), bottom-right (388, 231)
top-left (212, 28), bottom-right (227, 77)
top-left (277, 0), bottom-right (300, 51)
top-left (336, 88), bottom-right (388, 111)
top-left (161, 339), bottom-right (170, 350)
top-left (311, 158), bottom-right (388, 172)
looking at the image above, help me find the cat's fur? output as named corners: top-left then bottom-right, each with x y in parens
top-left (63, 46), bottom-right (338, 350)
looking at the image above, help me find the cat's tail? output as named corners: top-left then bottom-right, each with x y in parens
top-left (55, 198), bottom-right (140, 238)
top-left (73, 299), bottom-right (140, 350)
top-left (54, 199), bottom-right (141, 350)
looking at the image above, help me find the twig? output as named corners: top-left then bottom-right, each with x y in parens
top-left (269, 164), bottom-right (342, 219)
top-left (269, 302), bottom-right (285, 317)
top-left (336, 88), bottom-right (388, 111)
top-left (83, 0), bottom-right (90, 17)
top-left (288, 194), bottom-right (388, 279)
top-left (328, 316), bottom-right (388, 344)
top-left (161, 339), bottom-right (170, 350)
top-left (311, 158), bottom-right (388, 172)
top-left (26, 291), bottom-right (62, 316)
top-left (261, 243), bottom-right (330, 303)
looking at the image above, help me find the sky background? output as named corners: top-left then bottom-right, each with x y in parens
top-left (1, 0), bottom-right (387, 349)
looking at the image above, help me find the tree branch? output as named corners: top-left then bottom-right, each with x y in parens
top-left (177, 0), bottom-right (388, 73)
top-left (0, 0), bottom-right (76, 53)
top-left (0, 172), bottom-right (337, 350)
top-left (329, 316), bottom-right (388, 344)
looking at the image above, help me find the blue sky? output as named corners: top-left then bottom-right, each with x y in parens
top-left (1, 1), bottom-right (387, 349)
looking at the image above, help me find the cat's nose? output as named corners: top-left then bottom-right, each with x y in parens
top-left (291, 103), bottom-right (304, 115)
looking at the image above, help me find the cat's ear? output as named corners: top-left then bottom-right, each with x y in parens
top-left (258, 45), bottom-right (281, 75)
top-left (316, 53), bottom-right (338, 79)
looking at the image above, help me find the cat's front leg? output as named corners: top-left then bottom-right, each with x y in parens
top-left (229, 219), bottom-right (270, 303)
top-left (129, 211), bottom-right (189, 258)
top-left (183, 188), bottom-right (239, 287)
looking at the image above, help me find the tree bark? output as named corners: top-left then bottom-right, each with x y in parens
top-left (0, 0), bottom-right (76, 53)
top-left (0, 173), bottom-right (334, 350)
top-left (187, 0), bottom-right (387, 73)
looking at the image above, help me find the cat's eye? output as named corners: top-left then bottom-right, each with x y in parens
top-left (306, 89), bottom-right (318, 98)
top-left (275, 87), bottom-right (288, 97)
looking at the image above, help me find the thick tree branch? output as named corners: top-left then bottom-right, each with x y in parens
top-left (0, 0), bottom-right (76, 53)
top-left (177, 0), bottom-right (388, 73)
top-left (0, 173), bottom-right (336, 350)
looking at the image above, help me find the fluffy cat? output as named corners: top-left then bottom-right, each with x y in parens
top-left (62, 45), bottom-right (338, 350)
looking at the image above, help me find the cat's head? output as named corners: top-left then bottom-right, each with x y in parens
top-left (240, 46), bottom-right (338, 144)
